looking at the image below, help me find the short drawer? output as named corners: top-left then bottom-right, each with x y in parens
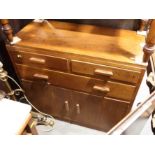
top-left (16, 64), bottom-right (136, 101)
top-left (10, 50), bottom-right (69, 72)
top-left (71, 60), bottom-right (141, 84)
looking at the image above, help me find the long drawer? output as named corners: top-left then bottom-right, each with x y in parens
top-left (71, 60), bottom-right (141, 84)
top-left (16, 64), bottom-right (136, 101)
top-left (9, 50), bottom-right (69, 72)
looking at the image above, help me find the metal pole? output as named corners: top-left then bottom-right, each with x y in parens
top-left (107, 91), bottom-right (155, 135)
top-left (0, 61), bottom-right (16, 100)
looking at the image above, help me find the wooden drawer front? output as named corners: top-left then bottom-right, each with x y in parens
top-left (10, 50), bottom-right (69, 72)
top-left (71, 60), bottom-right (141, 84)
top-left (16, 65), bottom-right (135, 101)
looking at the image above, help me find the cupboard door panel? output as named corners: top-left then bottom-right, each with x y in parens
top-left (71, 91), bottom-right (130, 132)
top-left (21, 80), bottom-right (53, 114)
top-left (21, 80), bottom-right (72, 121)
top-left (98, 97), bottom-right (130, 131)
top-left (51, 85), bottom-right (72, 120)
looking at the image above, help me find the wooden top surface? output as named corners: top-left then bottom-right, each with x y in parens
top-left (15, 20), bottom-right (145, 65)
top-left (0, 98), bottom-right (32, 135)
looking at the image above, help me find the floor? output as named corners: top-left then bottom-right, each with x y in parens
top-left (36, 72), bottom-right (153, 135)
top-left (37, 119), bottom-right (105, 135)
top-left (122, 71), bottom-right (153, 135)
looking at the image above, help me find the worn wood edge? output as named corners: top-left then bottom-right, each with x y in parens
top-left (16, 113), bottom-right (32, 135)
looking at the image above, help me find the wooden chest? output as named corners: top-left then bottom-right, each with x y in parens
top-left (6, 20), bottom-right (146, 132)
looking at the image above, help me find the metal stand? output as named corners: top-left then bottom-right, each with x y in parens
top-left (107, 91), bottom-right (155, 135)
top-left (0, 61), bottom-right (16, 100)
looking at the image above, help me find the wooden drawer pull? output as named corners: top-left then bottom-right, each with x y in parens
top-left (93, 85), bottom-right (110, 93)
top-left (33, 73), bottom-right (49, 80)
top-left (17, 54), bottom-right (22, 58)
top-left (76, 104), bottom-right (80, 114)
top-left (94, 69), bottom-right (113, 76)
top-left (64, 101), bottom-right (69, 112)
top-left (29, 57), bottom-right (45, 64)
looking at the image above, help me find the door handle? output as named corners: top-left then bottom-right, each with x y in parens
top-left (76, 104), bottom-right (80, 114)
top-left (64, 101), bottom-right (69, 112)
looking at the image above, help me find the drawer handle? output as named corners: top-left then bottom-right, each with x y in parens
top-left (93, 85), bottom-right (110, 93)
top-left (64, 101), bottom-right (69, 112)
top-left (76, 104), bottom-right (80, 114)
top-left (17, 54), bottom-right (22, 58)
top-left (33, 73), bottom-right (49, 80)
top-left (94, 69), bottom-right (113, 76)
top-left (29, 57), bottom-right (46, 64)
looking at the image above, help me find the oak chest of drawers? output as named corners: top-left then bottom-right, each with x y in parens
top-left (6, 20), bottom-right (146, 132)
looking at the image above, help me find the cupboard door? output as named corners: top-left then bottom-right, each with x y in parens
top-left (21, 80), bottom-right (53, 114)
top-left (71, 92), bottom-right (102, 130)
top-left (98, 97), bottom-right (130, 131)
top-left (51, 85), bottom-right (72, 120)
top-left (71, 91), bottom-right (130, 132)
top-left (21, 80), bottom-right (72, 121)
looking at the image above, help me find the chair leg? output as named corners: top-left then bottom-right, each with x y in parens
top-left (23, 118), bottom-right (38, 135)
top-left (27, 118), bottom-right (38, 135)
